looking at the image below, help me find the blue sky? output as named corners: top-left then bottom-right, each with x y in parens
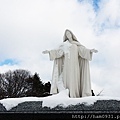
top-left (79, 0), bottom-right (101, 11)
top-left (0, 0), bottom-right (120, 97)
top-left (92, 0), bottom-right (101, 11)
top-left (0, 59), bottom-right (18, 66)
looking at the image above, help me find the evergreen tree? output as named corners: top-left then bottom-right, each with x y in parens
top-left (26, 73), bottom-right (45, 97)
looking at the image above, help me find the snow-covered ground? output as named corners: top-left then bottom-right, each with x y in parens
top-left (0, 89), bottom-right (120, 111)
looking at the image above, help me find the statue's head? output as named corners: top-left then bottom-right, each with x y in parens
top-left (63, 29), bottom-right (78, 42)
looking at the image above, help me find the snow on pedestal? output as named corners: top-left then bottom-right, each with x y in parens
top-left (0, 89), bottom-right (120, 111)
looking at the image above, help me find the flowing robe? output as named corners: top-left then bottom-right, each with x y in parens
top-left (49, 41), bottom-right (93, 98)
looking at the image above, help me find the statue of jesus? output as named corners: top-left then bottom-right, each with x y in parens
top-left (42, 29), bottom-right (98, 98)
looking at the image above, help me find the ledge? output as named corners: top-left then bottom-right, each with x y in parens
top-left (0, 100), bottom-right (120, 113)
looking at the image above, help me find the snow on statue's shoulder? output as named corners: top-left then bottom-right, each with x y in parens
top-left (0, 89), bottom-right (120, 111)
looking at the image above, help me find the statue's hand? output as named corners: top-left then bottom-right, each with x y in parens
top-left (42, 50), bottom-right (49, 54)
top-left (90, 49), bottom-right (98, 53)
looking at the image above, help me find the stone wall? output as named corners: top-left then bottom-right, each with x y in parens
top-left (0, 100), bottom-right (120, 113)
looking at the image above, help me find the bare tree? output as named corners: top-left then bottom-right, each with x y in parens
top-left (0, 74), bottom-right (8, 99)
top-left (0, 69), bottom-right (52, 99)
top-left (0, 69), bottom-right (31, 98)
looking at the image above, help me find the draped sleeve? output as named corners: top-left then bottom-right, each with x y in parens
top-left (78, 46), bottom-right (93, 61)
top-left (49, 49), bottom-right (64, 61)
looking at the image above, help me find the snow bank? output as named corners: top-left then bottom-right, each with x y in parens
top-left (0, 89), bottom-right (120, 111)
top-left (0, 97), bottom-right (44, 110)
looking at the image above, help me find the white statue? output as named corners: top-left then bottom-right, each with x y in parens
top-left (42, 29), bottom-right (98, 98)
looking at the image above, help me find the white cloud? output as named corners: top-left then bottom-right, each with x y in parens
top-left (0, 0), bottom-right (120, 97)
top-left (0, 64), bottom-right (19, 73)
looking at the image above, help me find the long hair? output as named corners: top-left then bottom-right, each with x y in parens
top-left (63, 29), bottom-right (79, 42)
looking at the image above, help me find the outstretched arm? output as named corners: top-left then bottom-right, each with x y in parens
top-left (78, 46), bottom-right (98, 61)
top-left (90, 49), bottom-right (98, 53)
top-left (42, 49), bottom-right (64, 61)
top-left (42, 50), bottom-right (50, 54)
